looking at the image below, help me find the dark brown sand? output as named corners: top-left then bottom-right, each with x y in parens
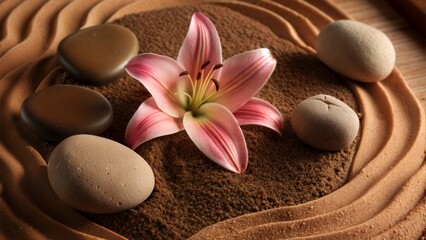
top-left (58, 4), bottom-right (359, 239)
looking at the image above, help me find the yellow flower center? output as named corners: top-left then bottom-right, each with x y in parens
top-left (177, 61), bottom-right (223, 113)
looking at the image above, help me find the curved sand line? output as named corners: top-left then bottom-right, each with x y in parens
top-left (0, 0), bottom-right (424, 239)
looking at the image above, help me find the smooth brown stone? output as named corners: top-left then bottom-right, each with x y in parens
top-left (57, 24), bottom-right (139, 85)
top-left (20, 85), bottom-right (113, 141)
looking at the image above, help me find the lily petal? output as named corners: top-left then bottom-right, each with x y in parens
top-left (125, 53), bottom-right (187, 118)
top-left (125, 97), bottom-right (184, 149)
top-left (183, 103), bottom-right (248, 173)
top-left (210, 48), bottom-right (276, 112)
top-left (234, 97), bottom-right (283, 135)
top-left (177, 12), bottom-right (222, 81)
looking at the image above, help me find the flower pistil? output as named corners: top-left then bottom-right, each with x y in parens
top-left (177, 60), bottom-right (223, 113)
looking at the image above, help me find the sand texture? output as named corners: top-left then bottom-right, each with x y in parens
top-left (0, 1), bottom-right (424, 239)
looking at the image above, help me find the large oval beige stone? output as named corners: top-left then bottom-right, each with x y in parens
top-left (48, 134), bottom-right (155, 214)
top-left (317, 20), bottom-right (395, 83)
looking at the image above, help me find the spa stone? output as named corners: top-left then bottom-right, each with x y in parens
top-left (20, 85), bottom-right (113, 141)
top-left (58, 24), bottom-right (139, 85)
top-left (317, 20), bottom-right (395, 83)
top-left (48, 134), bottom-right (155, 214)
top-left (291, 94), bottom-right (359, 151)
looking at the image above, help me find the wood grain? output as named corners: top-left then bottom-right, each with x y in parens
top-left (389, 0), bottom-right (426, 34)
top-left (332, 0), bottom-right (426, 112)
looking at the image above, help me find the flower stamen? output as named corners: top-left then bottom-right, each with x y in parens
top-left (211, 78), bottom-right (219, 91)
top-left (176, 61), bottom-right (225, 111)
top-left (201, 60), bottom-right (210, 70)
top-left (213, 63), bottom-right (223, 70)
top-left (179, 70), bottom-right (196, 98)
top-left (197, 61), bottom-right (223, 101)
top-left (175, 92), bottom-right (193, 102)
top-left (179, 70), bottom-right (189, 76)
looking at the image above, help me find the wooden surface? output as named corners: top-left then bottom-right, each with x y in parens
top-left (332, 0), bottom-right (426, 112)
top-left (389, 0), bottom-right (425, 34)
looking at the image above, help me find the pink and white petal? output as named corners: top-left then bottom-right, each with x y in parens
top-left (177, 12), bottom-right (222, 81)
top-left (234, 98), bottom-right (283, 135)
top-left (183, 103), bottom-right (248, 173)
top-left (125, 97), bottom-right (184, 150)
top-left (210, 48), bottom-right (276, 112)
top-left (125, 53), bottom-right (187, 118)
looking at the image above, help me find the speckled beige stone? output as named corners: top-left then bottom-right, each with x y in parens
top-left (48, 134), bottom-right (155, 214)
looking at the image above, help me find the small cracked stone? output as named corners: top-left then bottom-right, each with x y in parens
top-left (291, 94), bottom-right (360, 151)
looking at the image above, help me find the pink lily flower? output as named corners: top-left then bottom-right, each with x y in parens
top-left (125, 12), bottom-right (283, 173)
